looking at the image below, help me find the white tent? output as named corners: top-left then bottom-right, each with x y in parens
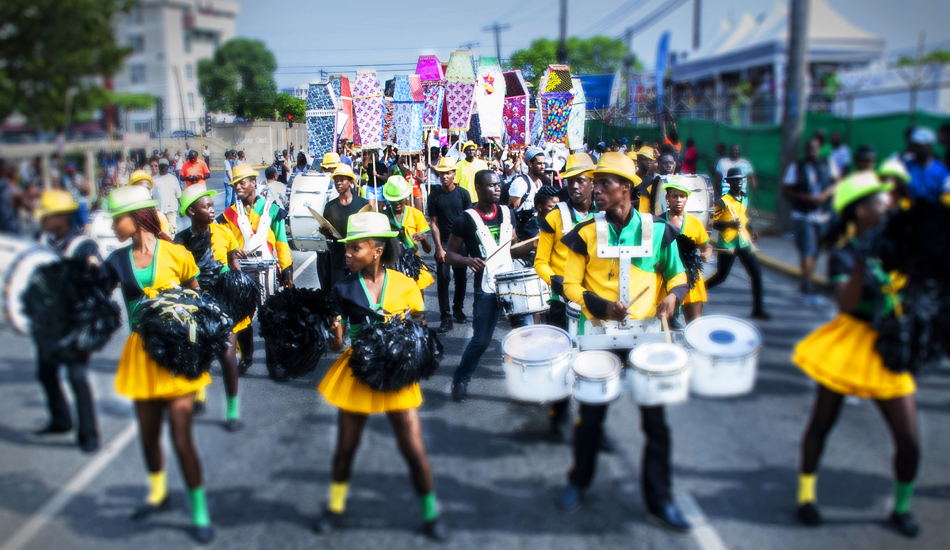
top-left (673, 0), bottom-right (885, 82)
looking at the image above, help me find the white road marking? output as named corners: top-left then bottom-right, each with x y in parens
top-left (296, 252), bottom-right (317, 276)
top-left (676, 492), bottom-right (730, 550)
top-left (0, 422), bottom-right (137, 550)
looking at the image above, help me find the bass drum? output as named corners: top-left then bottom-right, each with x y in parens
top-left (0, 235), bottom-right (60, 334)
top-left (651, 174), bottom-right (713, 228)
top-left (287, 172), bottom-right (334, 251)
top-left (86, 210), bottom-right (128, 256)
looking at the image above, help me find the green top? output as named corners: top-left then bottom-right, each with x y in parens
top-left (605, 213), bottom-right (685, 282)
top-left (129, 244), bottom-right (159, 327)
top-left (349, 271), bottom-right (389, 342)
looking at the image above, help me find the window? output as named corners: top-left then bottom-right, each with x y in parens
top-left (129, 64), bottom-right (146, 84)
top-left (184, 32), bottom-right (191, 54)
top-left (190, 121), bottom-right (197, 133)
top-left (134, 121), bottom-right (151, 133)
top-left (130, 34), bottom-right (144, 53)
top-left (187, 92), bottom-right (195, 111)
top-left (186, 64), bottom-right (193, 81)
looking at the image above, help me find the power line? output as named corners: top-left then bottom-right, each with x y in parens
top-left (581, 0), bottom-right (650, 37)
top-left (483, 23), bottom-right (511, 61)
top-left (615, 0), bottom-right (691, 39)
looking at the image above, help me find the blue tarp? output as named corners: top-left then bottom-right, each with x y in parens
top-left (576, 74), bottom-right (616, 110)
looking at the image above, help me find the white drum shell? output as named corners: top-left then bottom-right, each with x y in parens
top-left (86, 210), bottom-right (128, 256)
top-left (495, 269), bottom-right (551, 318)
top-left (685, 315), bottom-right (762, 397)
top-left (566, 301), bottom-right (581, 344)
top-left (502, 325), bottom-right (574, 403)
top-left (287, 173), bottom-right (333, 251)
top-left (627, 344), bottom-right (691, 406)
top-left (571, 351), bottom-right (624, 404)
top-left (0, 236), bottom-right (60, 334)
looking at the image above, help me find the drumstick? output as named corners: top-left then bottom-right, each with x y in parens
top-left (511, 235), bottom-right (540, 249)
top-left (625, 286), bottom-right (650, 313)
top-left (661, 316), bottom-right (673, 344)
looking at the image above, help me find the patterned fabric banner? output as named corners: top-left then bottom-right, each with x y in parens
top-left (567, 77), bottom-right (586, 150)
top-left (383, 98), bottom-right (395, 145)
top-left (543, 92), bottom-right (572, 145)
top-left (394, 102), bottom-right (424, 153)
top-left (306, 82), bottom-right (337, 160)
top-left (503, 96), bottom-right (529, 147)
top-left (474, 59), bottom-right (506, 139)
top-left (444, 50), bottom-right (476, 132)
top-left (353, 71), bottom-right (383, 150)
top-left (422, 84), bottom-right (444, 130)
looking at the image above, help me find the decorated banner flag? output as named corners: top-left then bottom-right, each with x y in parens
top-left (353, 70), bottom-right (384, 150)
top-left (539, 64), bottom-right (575, 146)
top-left (329, 75), bottom-right (353, 142)
top-left (416, 56), bottom-right (445, 130)
top-left (474, 57), bottom-right (506, 139)
top-left (567, 77), bottom-right (586, 150)
top-left (502, 70), bottom-right (530, 147)
top-left (306, 81), bottom-right (337, 161)
top-left (393, 75), bottom-right (424, 153)
top-left (444, 50), bottom-right (476, 132)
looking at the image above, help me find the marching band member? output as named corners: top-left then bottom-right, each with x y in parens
top-left (32, 190), bottom-right (102, 452)
top-left (321, 164), bottom-right (370, 288)
top-left (313, 212), bottom-right (449, 541)
top-left (662, 178), bottom-right (713, 323)
top-left (219, 164), bottom-right (294, 382)
top-left (99, 186), bottom-right (214, 543)
top-left (556, 152), bottom-right (692, 533)
top-left (175, 184), bottom-right (244, 430)
top-left (793, 173), bottom-right (921, 538)
top-left (382, 176), bottom-right (434, 291)
top-left (427, 157), bottom-right (472, 333)
top-left (445, 170), bottom-right (531, 403)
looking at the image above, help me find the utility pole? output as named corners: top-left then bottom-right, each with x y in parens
top-left (483, 23), bottom-right (511, 62)
top-left (557, 0), bottom-right (568, 64)
top-left (693, 0), bottom-right (701, 50)
top-left (777, 0), bottom-right (810, 233)
top-left (623, 27), bottom-right (634, 124)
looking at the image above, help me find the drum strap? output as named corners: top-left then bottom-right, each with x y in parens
top-left (465, 207), bottom-right (513, 294)
top-left (236, 197), bottom-right (276, 260)
top-left (556, 202), bottom-right (577, 234)
top-left (593, 212), bottom-right (652, 307)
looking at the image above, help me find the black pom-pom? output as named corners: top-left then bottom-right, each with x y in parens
top-left (393, 245), bottom-right (430, 281)
top-left (258, 287), bottom-right (336, 379)
top-left (675, 233), bottom-right (703, 289)
top-left (349, 313), bottom-right (443, 392)
top-left (23, 258), bottom-right (122, 364)
top-left (136, 289), bottom-right (233, 380)
top-left (875, 279), bottom-right (947, 375)
top-left (177, 231), bottom-right (223, 289)
top-left (211, 269), bottom-right (261, 322)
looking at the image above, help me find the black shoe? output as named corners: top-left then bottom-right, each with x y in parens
top-left (79, 436), bottom-right (100, 454)
top-left (451, 381), bottom-right (467, 403)
top-left (751, 310), bottom-right (772, 321)
top-left (130, 497), bottom-right (171, 521)
top-left (547, 423), bottom-right (567, 443)
top-left (192, 400), bottom-right (207, 416)
top-left (238, 360), bottom-right (252, 376)
top-left (453, 312), bottom-right (469, 324)
top-left (437, 320), bottom-right (453, 333)
top-left (223, 418), bottom-right (244, 433)
top-left (422, 517), bottom-right (450, 541)
top-left (796, 502), bottom-right (822, 526)
top-left (268, 368), bottom-right (290, 383)
top-left (33, 423), bottom-right (72, 436)
top-left (557, 484), bottom-right (582, 512)
top-left (667, 317), bottom-right (685, 331)
top-left (889, 511), bottom-right (920, 538)
top-left (311, 509), bottom-right (344, 534)
top-left (599, 431), bottom-right (618, 454)
top-left (191, 525), bottom-right (214, 544)
top-left (647, 500), bottom-right (692, 533)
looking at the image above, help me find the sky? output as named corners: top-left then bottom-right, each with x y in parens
top-left (234, 0), bottom-right (950, 89)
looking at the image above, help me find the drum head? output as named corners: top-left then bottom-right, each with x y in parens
top-left (629, 343), bottom-right (689, 374)
top-left (573, 351), bottom-right (621, 379)
top-left (6, 248), bottom-right (59, 334)
top-left (685, 315), bottom-right (761, 357)
top-left (495, 268), bottom-right (537, 282)
top-left (501, 325), bottom-right (571, 361)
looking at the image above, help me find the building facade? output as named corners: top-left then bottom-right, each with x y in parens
top-left (112, 0), bottom-right (239, 135)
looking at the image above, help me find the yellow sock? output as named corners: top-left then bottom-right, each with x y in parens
top-left (195, 386), bottom-right (207, 403)
top-left (798, 473), bottom-right (817, 505)
top-left (147, 471), bottom-right (167, 506)
top-left (328, 482), bottom-right (349, 514)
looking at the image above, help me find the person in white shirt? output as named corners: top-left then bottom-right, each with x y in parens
top-left (223, 150), bottom-right (235, 208)
top-left (151, 158), bottom-right (182, 235)
top-left (507, 146), bottom-right (549, 239)
top-left (828, 130), bottom-right (852, 176)
top-left (258, 166), bottom-right (287, 209)
top-left (715, 144), bottom-right (758, 198)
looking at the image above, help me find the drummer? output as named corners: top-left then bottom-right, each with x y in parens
top-left (382, 176), bottom-right (434, 291)
top-left (662, 177), bottom-right (713, 323)
top-left (557, 152), bottom-right (692, 533)
top-left (32, 190), bottom-right (102, 453)
top-left (444, 170), bottom-right (532, 403)
top-left (219, 164), bottom-right (294, 382)
top-left (535, 153), bottom-right (599, 443)
top-left (175, 184), bottom-right (244, 430)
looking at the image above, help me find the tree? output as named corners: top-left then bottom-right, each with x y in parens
top-left (506, 36), bottom-right (635, 87)
top-left (0, 0), bottom-right (137, 130)
top-left (895, 50), bottom-right (950, 66)
top-left (274, 93), bottom-right (304, 120)
top-left (197, 38), bottom-right (277, 120)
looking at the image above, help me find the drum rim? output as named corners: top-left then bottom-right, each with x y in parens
top-left (501, 325), bottom-right (572, 362)
top-left (628, 343), bottom-right (690, 375)
top-left (684, 314), bottom-right (762, 357)
top-left (572, 350), bottom-right (622, 380)
top-left (4, 246), bottom-right (60, 334)
top-left (494, 268), bottom-right (542, 282)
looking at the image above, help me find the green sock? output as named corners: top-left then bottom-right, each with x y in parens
top-left (894, 481), bottom-right (915, 514)
top-left (226, 395), bottom-right (239, 421)
top-left (188, 487), bottom-right (211, 527)
top-left (418, 492), bottom-right (439, 522)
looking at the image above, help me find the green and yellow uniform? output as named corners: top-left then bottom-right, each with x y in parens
top-left (174, 224), bottom-right (251, 332)
top-left (387, 205), bottom-right (435, 290)
top-left (220, 197), bottom-right (293, 272)
top-left (536, 201), bottom-right (594, 293)
top-left (665, 211), bottom-right (710, 305)
top-left (714, 193), bottom-right (752, 250)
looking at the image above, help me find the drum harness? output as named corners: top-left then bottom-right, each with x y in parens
top-left (465, 207), bottom-right (513, 294)
top-left (593, 211), bottom-right (653, 330)
top-left (235, 196), bottom-right (277, 261)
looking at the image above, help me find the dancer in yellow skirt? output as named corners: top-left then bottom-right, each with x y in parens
top-left (175, 183), bottom-right (245, 431)
top-left (313, 212), bottom-right (448, 541)
top-left (99, 186), bottom-right (214, 543)
top-left (382, 176), bottom-right (435, 291)
top-left (793, 172), bottom-right (920, 538)
top-left (662, 177), bottom-right (713, 322)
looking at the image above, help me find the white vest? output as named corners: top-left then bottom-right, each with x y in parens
top-left (465, 206), bottom-right (513, 294)
top-left (235, 197), bottom-right (277, 260)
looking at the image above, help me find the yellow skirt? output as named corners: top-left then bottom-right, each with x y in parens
top-left (115, 332), bottom-right (211, 401)
top-left (792, 314), bottom-right (916, 400)
top-left (233, 315), bottom-right (252, 333)
top-left (416, 266), bottom-right (435, 291)
top-left (318, 348), bottom-right (423, 414)
top-left (683, 277), bottom-right (707, 305)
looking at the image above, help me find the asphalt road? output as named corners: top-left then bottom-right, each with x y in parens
top-left (0, 174), bottom-right (948, 550)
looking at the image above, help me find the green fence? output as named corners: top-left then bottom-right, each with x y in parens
top-left (586, 112), bottom-right (950, 219)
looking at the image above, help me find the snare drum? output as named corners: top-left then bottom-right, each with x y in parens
top-left (566, 301), bottom-right (581, 343)
top-left (287, 173), bottom-right (333, 251)
top-left (501, 325), bottom-right (573, 403)
top-left (627, 343), bottom-right (691, 406)
top-left (685, 315), bottom-right (762, 397)
top-left (238, 258), bottom-right (278, 304)
top-left (0, 235), bottom-right (59, 334)
top-left (572, 351), bottom-right (624, 404)
top-left (495, 268), bottom-right (551, 319)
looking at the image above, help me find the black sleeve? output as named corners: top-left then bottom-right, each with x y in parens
top-left (583, 291), bottom-right (612, 320)
top-left (550, 275), bottom-right (564, 296)
top-left (537, 210), bottom-right (556, 234)
top-left (560, 218), bottom-right (593, 256)
top-left (658, 220), bottom-right (680, 247)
